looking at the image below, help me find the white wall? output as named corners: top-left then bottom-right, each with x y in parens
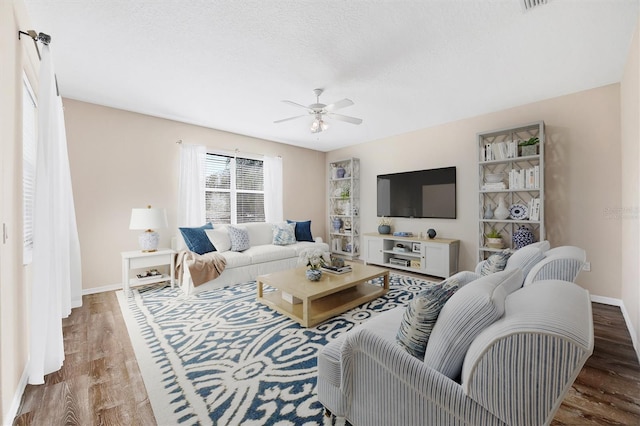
top-left (62, 99), bottom-right (327, 291)
top-left (621, 15), bottom-right (640, 357)
top-left (0, 0), bottom-right (39, 422)
top-left (328, 84), bottom-right (623, 300)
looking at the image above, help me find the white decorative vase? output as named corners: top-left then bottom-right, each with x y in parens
top-left (494, 197), bottom-right (510, 220)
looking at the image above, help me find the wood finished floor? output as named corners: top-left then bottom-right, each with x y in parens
top-left (12, 291), bottom-right (640, 426)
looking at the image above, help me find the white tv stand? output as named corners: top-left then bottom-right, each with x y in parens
top-left (362, 233), bottom-right (459, 279)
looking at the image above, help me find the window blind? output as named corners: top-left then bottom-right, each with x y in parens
top-left (205, 153), bottom-right (265, 224)
top-left (22, 78), bottom-right (37, 264)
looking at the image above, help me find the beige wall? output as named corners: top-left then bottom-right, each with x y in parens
top-left (0, 0), bottom-right (39, 422)
top-left (621, 16), bottom-right (640, 355)
top-left (328, 84), bottom-right (622, 300)
top-left (62, 99), bottom-right (326, 291)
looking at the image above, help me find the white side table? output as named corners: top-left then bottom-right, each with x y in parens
top-left (121, 248), bottom-right (176, 296)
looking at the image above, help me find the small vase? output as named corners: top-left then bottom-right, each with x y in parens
top-left (378, 225), bottom-right (391, 234)
top-left (484, 203), bottom-right (494, 219)
top-left (494, 196), bottom-right (510, 220)
top-left (336, 167), bottom-right (345, 178)
top-left (306, 268), bottom-right (322, 281)
top-left (332, 218), bottom-right (343, 232)
top-left (513, 226), bottom-right (535, 249)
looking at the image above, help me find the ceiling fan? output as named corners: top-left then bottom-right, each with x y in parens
top-left (274, 88), bottom-right (363, 134)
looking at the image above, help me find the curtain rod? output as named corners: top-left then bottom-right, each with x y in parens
top-left (175, 141), bottom-right (281, 158)
top-left (18, 30), bottom-right (51, 60)
top-left (18, 30), bottom-right (59, 97)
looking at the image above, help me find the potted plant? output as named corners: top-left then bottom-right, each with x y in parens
top-left (519, 137), bottom-right (539, 157)
top-left (300, 248), bottom-right (327, 281)
top-left (485, 227), bottom-right (504, 249)
top-left (378, 216), bottom-right (392, 234)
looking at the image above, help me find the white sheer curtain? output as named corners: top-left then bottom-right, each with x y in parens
top-left (28, 45), bottom-right (82, 385)
top-left (178, 144), bottom-right (206, 227)
top-left (264, 155), bottom-right (283, 223)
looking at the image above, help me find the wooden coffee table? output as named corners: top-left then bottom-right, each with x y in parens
top-left (256, 263), bottom-right (390, 327)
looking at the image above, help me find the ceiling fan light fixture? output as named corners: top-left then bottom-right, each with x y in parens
top-left (310, 115), bottom-right (328, 133)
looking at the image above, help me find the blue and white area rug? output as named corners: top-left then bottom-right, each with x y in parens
top-left (116, 273), bottom-right (437, 425)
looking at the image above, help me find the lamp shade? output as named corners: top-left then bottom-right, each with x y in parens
top-left (129, 207), bottom-right (168, 230)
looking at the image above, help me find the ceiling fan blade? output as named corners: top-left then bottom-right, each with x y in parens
top-left (327, 113), bottom-right (363, 125)
top-left (281, 100), bottom-right (311, 110)
top-left (274, 115), bottom-right (307, 124)
top-left (325, 98), bottom-right (354, 111)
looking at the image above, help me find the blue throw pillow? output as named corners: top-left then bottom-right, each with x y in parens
top-left (287, 220), bottom-right (314, 242)
top-left (179, 223), bottom-right (214, 254)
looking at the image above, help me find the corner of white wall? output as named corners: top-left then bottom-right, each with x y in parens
top-left (3, 362), bottom-right (29, 426)
top-left (590, 294), bottom-right (639, 362)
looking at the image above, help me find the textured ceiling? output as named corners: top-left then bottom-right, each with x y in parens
top-left (23, 0), bottom-right (639, 152)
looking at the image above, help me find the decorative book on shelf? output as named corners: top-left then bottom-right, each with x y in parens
top-left (137, 269), bottom-right (162, 281)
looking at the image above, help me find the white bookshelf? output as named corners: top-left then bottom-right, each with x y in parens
top-left (477, 121), bottom-right (545, 261)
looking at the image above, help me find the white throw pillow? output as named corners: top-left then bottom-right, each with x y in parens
top-left (205, 227), bottom-right (231, 252)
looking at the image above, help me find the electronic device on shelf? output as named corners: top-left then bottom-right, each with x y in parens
top-left (389, 258), bottom-right (411, 267)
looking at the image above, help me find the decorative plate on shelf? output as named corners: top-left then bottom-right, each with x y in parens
top-left (509, 203), bottom-right (528, 220)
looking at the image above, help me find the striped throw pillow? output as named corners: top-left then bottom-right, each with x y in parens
top-left (396, 278), bottom-right (459, 359)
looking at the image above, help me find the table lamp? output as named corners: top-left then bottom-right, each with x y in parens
top-left (129, 205), bottom-right (168, 252)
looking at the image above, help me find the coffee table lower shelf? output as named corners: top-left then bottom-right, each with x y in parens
top-left (258, 283), bottom-right (387, 328)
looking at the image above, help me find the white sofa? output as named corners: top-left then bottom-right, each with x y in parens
top-left (318, 271), bottom-right (594, 426)
top-left (177, 222), bottom-right (330, 295)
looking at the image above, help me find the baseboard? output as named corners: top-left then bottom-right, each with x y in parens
top-left (4, 362), bottom-right (29, 425)
top-left (82, 283), bottom-right (122, 295)
top-left (590, 294), bottom-right (639, 362)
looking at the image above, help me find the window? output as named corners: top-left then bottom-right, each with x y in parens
top-left (204, 153), bottom-right (265, 224)
top-left (22, 77), bottom-right (37, 264)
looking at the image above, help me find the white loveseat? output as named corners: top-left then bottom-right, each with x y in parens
top-left (318, 270), bottom-right (594, 426)
top-left (177, 222), bottom-right (330, 295)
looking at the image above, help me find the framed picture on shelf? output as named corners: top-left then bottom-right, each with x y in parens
top-left (412, 242), bottom-right (421, 253)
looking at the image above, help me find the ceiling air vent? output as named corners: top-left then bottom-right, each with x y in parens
top-left (520, 0), bottom-right (550, 12)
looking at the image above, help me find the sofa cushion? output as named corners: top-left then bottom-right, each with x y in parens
top-left (228, 225), bottom-right (250, 252)
top-left (480, 250), bottom-right (511, 276)
top-left (205, 227), bottom-right (231, 253)
top-left (423, 268), bottom-right (523, 379)
top-left (244, 222), bottom-right (274, 246)
top-left (244, 245), bottom-right (297, 264)
top-left (272, 222), bottom-right (297, 245)
top-left (287, 219), bottom-right (314, 242)
top-left (218, 250), bottom-right (251, 269)
top-left (527, 240), bottom-right (550, 252)
top-left (289, 241), bottom-right (330, 256)
top-left (505, 245), bottom-right (545, 279)
top-left (396, 278), bottom-right (459, 359)
top-left (179, 223), bottom-right (214, 254)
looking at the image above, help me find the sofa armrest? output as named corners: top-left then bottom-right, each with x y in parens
top-left (314, 236), bottom-right (324, 244)
top-left (523, 255), bottom-right (585, 286)
top-left (329, 328), bottom-right (502, 426)
top-left (462, 280), bottom-right (594, 426)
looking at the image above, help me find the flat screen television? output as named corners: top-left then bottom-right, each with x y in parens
top-left (377, 166), bottom-right (456, 219)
